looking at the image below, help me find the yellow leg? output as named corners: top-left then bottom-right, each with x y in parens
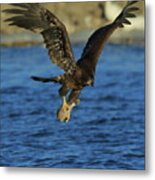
top-left (57, 97), bottom-right (76, 123)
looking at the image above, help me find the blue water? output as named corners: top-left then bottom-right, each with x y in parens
top-left (0, 43), bottom-right (144, 170)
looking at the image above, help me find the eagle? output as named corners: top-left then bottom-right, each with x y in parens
top-left (4, 1), bottom-right (139, 122)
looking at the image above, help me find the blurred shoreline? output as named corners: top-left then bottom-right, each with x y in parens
top-left (1, 29), bottom-right (144, 47)
top-left (1, 1), bottom-right (144, 47)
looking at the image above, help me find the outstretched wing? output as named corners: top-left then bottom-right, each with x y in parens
top-left (3, 3), bottom-right (76, 74)
top-left (78, 1), bottom-right (139, 73)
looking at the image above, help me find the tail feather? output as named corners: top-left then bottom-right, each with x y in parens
top-left (31, 76), bottom-right (53, 83)
top-left (31, 76), bottom-right (63, 84)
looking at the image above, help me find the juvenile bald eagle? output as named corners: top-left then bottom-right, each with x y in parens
top-left (4, 1), bottom-right (139, 122)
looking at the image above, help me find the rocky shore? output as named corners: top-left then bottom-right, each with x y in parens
top-left (1, 1), bottom-right (144, 46)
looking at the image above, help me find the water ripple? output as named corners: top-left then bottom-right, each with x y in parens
top-left (0, 44), bottom-right (144, 169)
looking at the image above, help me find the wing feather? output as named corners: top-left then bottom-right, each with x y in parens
top-left (3, 3), bottom-right (76, 74)
top-left (78, 1), bottom-right (139, 74)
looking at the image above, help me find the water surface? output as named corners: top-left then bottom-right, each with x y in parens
top-left (0, 43), bottom-right (145, 169)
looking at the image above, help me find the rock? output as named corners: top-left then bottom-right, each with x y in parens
top-left (1, 1), bottom-right (144, 46)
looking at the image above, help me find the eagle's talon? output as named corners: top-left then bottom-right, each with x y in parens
top-left (75, 99), bottom-right (80, 105)
top-left (57, 96), bottom-right (75, 122)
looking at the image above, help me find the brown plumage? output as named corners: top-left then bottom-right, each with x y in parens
top-left (3, 1), bottom-right (139, 122)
